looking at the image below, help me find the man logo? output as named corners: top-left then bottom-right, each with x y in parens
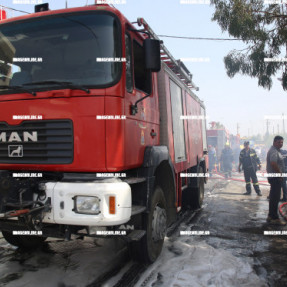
top-left (8, 145), bottom-right (23, 157)
top-left (0, 131), bottom-right (38, 142)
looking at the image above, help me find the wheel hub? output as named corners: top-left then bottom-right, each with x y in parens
top-left (152, 205), bottom-right (167, 241)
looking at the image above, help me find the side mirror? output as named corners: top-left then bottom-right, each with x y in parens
top-left (35, 3), bottom-right (49, 13)
top-left (144, 39), bottom-right (161, 72)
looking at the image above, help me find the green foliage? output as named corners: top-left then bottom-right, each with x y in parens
top-left (209, 121), bottom-right (225, 129)
top-left (211, 0), bottom-right (287, 90)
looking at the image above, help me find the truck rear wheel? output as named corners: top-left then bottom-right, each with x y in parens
top-left (190, 167), bottom-right (205, 209)
top-left (2, 231), bottom-right (47, 249)
top-left (130, 186), bottom-right (167, 263)
top-left (182, 166), bottom-right (205, 210)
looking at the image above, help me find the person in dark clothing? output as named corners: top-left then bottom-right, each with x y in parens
top-left (266, 136), bottom-right (286, 225)
top-left (238, 141), bottom-right (262, 196)
top-left (280, 149), bottom-right (287, 201)
top-left (208, 145), bottom-right (216, 177)
top-left (220, 144), bottom-right (234, 179)
top-left (266, 149), bottom-right (287, 201)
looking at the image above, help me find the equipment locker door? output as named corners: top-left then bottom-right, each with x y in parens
top-left (169, 79), bottom-right (186, 163)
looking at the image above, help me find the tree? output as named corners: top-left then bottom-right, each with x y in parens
top-left (211, 0), bottom-right (287, 90)
top-left (209, 121), bottom-right (225, 129)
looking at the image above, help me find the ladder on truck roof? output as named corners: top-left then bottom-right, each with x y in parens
top-left (137, 17), bottom-right (199, 92)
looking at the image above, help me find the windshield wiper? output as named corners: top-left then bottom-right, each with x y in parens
top-left (0, 85), bottom-right (36, 96)
top-left (23, 81), bottom-right (91, 94)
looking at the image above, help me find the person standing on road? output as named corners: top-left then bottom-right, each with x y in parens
top-left (280, 149), bottom-right (287, 202)
top-left (266, 149), bottom-right (287, 201)
top-left (220, 144), bottom-right (234, 179)
top-left (266, 136), bottom-right (286, 225)
top-left (238, 141), bottom-right (262, 196)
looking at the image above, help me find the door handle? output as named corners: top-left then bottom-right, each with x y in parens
top-left (150, 129), bottom-right (157, 137)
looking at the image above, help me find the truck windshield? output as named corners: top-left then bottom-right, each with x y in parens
top-left (0, 12), bottom-right (121, 93)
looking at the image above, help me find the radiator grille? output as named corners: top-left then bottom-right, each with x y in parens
top-left (0, 120), bottom-right (73, 164)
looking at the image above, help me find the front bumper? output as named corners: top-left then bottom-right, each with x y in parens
top-left (40, 179), bottom-right (131, 226)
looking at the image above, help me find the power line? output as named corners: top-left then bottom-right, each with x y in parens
top-left (0, 6), bottom-right (242, 41)
top-left (158, 34), bottom-right (242, 41)
top-left (0, 5), bottom-right (30, 15)
top-left (0, 7), bottom-right (241, 41)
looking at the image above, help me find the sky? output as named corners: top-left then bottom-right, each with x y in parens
top-left (1, 0), bottom-right (287, 137)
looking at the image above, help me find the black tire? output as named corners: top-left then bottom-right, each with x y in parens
top-left (190, 174), bottom-right (204, 209)
top-left (130, 186), bottom-right (167, 263)
top-left (2, 231), bottom-right (47, 249)
top-left (183, 166), bottom-right (205, 210)
top-left (1, 231), bottom-right (21, 246)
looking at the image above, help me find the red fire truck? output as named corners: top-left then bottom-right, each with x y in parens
top-left (0, 2), bottom-right (207, 263)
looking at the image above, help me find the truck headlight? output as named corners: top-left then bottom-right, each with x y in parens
top-left (74, 196), bottom-right (101, 215)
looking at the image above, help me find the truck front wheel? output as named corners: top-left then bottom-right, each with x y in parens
top-left (130, 186), bottom-right (167, 263)
top-left (2, 231), bottom-right (47, 249)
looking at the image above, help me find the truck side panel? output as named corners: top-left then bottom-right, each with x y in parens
top-left (157, 63), bottom-right (205, 172)
top-left (185, 91), bottom-right (204, 167)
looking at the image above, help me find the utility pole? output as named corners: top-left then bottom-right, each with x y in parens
top-left (266, 119), bottom-right (270, 135)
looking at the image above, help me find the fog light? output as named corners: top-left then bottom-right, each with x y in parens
top-left (74, 196), bottom-right (101, 215)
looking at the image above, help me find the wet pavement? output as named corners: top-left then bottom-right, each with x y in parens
top-left (1, 173), bottom-right (287, 286)
top-left (201, 177), bottom-right (287, 287)
top-left (0, 236), bottom-right (127, 286)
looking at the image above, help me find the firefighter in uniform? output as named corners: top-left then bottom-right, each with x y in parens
top-left (238, 141), bottom-right (262, 196)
